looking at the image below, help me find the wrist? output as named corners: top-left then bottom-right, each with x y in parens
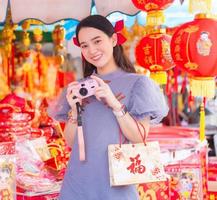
top-left (68, 109), bottom-right (77, 124)
top-left (68, 117), bottom-right (77, 124)
top-left (112, 104), bottom-right (127, 118)
top-left (68, 108), bottom-right (77, 116)
top-left (111, 101), bottom-right (123, 112)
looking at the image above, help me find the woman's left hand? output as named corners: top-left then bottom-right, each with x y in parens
top-left (91, 75), bottom-right (122, 111)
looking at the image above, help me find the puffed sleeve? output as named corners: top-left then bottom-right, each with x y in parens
top-left (128, 76), bottom-right (169, 124)
top-left (47, 87), bottom-right (71, 122)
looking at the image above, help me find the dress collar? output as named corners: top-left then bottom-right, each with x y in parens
top-left (92, 69), bottom-right (125, 80)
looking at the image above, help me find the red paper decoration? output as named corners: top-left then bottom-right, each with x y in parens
top-left (171, 14), bottom-right (217, 98)
top-left (131, 0), bottom-right (174, 11)
top-left (135, 31), bottom-right (175, 84)
top-left (131, 0), bottom-right (174, 25)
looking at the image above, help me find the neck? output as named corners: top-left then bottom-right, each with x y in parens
top-left (97, 67), bottom-right (119, 75)
top-left (97, 60), bottom-right (119, 75)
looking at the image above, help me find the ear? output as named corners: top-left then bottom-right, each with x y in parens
top-left (111, 33), bottom-right (118, 47)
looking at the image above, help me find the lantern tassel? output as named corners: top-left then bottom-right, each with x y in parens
top-left (150, 71), bottom-right (167, 85)
top-left (199, 101), bottom-right (205, 141)
top-left (189, 0), bottom-right (212, 13)
top-left (146, 10), bottom-right (165, 26)
top-left (23, 63), bottom-right (33, 93)
top-left (7, 56), bottom-right (10, 87)
top-left (190, 77), bottom-right (215, 98)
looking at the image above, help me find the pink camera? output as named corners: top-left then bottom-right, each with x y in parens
top-left (73, 78), bottom-right (98, 99)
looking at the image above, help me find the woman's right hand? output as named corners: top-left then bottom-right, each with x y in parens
top-left (66, 82), bottom-right (82, 117)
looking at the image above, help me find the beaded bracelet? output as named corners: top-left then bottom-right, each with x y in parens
top-left (112, 104), bottom-right (127, 118)
top-left (68, 109), bottom-right (77, 124)
top-left (68, 117), bottom-right (77, 124)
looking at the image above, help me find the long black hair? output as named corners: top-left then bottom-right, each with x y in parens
top-left (75, 15), bottom-right (136, 77)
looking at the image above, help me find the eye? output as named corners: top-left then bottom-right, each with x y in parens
top-left (94, 40), bottom-right (101, 44)
top-left (80, 44), bottom-right (88, 49)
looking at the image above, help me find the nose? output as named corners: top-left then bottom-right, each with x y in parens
top-left (88, 44), bottom-right (97, 55)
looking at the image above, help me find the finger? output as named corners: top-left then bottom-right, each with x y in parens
top-left (91, 75), bottom-right (106, 86)
top-left (95, 95), bottom-right (102, 102)
top-left (95, 87), bottom-right (105, 93)
top-left (67, 86), bottom-right (80, 96)
top-left (67, 82), bottom-right (79, 92)
top-left (67, 92), bottom-right (81, 101)
top-left (68, 81), bottom-right (79, 87)
top-left (67, 83), bottom-right (79, 90)
top-left (95, 91), bottom-right (106, 99)
top-left (66, 93), bottom-right (76, 101)
top-left (66, 95), bottom-right (82, 105)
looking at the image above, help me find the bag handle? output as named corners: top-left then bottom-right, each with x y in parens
top-left (118, 115), bottom-right (147, 147)
top-left (132, 116), bottom-right (147, 145)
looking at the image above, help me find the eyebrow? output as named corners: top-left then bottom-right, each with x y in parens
top-left (80, 36), bottom-right (101, 45)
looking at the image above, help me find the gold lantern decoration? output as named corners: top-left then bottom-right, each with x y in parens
top-left (1, 7), bottom-right (17, 87)
top-left (33, 28), bottom-right (43, 52)
top-left (21, 21), bottom-right (31, 48)
top-left (52, 25), bottom-right (65, 65)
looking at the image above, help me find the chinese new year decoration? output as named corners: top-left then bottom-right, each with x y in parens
top-left (189, 0), bottom-right (212, 14)
top-left (33, 28), bottom-right (43, 84)
top-left (171, 14), bottom-right (216, 200)
top-left (21, 21), bottom-right (31, 49)
top-left (52, 25), bottom-right (65, 65)
top-left (171, 14), bottom-right (217, 99)
top-left (1, 7), bottom-right (17, 87)
top-left (135, 29), bottom-right (174, 85)
top-left (131, 0), bottom-right (174, 26)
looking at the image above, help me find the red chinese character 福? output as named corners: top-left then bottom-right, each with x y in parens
top-left (127, 154), bottom-right (145, 174)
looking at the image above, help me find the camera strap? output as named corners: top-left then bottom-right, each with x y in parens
top-left (76, 102), bottom-right (86, 161)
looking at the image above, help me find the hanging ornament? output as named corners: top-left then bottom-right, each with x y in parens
top-left (21, 21), bottom-right (31, 48)
top-left (135, 29), bottom-right (175, 85)
top-left (189, 0), bottom-right (212, 14)
top-left (171, 14), bottom-right (217, 149)
top-left (2, 7), bottom-right (17, 87)
top-left (2, 26), bottom-right (15, 57)
top-left (52, 25), bottom-right (65, 51)
top-left (52, 25), bottom-right (65, 65)
top-left (33, 28), bottom-right (43, 43)
top-left (131, 18), bottom-right (145, 39)
top-left (33, 26), bottom-right (43, 74)
top-left (131, 0), bottom-right (174, 26)
top-left (171, 14), bottom-right (217, 99)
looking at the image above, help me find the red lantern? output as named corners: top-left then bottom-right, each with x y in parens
top-left (171, 14), bottom-right (217, 98)
top-left (132, 0), bottom-right (174, 11)
top-left (131, 0), bottom-right (174, 25)
top-left (135, 30), bottom-right (175, 84)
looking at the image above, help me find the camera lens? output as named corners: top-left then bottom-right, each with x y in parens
top-left (79, 88), bottom-right (88, 96)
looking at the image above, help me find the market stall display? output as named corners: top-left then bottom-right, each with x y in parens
top-left (0, 142), bottom-right (15, 200)
top-left (138, 126), bottom-right (208, 199)
top-left (0, 0), bottom-right (216, 199)
top-left (0, 94), bottom-right (71, 199)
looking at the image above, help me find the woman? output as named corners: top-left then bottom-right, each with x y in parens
top-left (48, 15), bottom-right (168, 200)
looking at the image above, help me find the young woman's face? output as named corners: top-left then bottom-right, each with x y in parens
top-left (78, 27), bottom-right (116, 69)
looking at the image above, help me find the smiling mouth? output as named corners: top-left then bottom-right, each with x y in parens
top-left (91, 54), bottom-right (102, 61)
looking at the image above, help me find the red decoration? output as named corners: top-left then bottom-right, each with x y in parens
top-left (171, 14), bottom-right (217, 98)
top-left (171, 16), bottom-right (217, 77)
top-left (127, 154), bottom-right (146, 174)
top-left (131, 0), bottom-right (174, 12)
top-left (138, 180), bottom-right (170, 200)
top-left (135, 32), bottom-right (174, 84)
top-left (131, 0), bottom-right (174, 26)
